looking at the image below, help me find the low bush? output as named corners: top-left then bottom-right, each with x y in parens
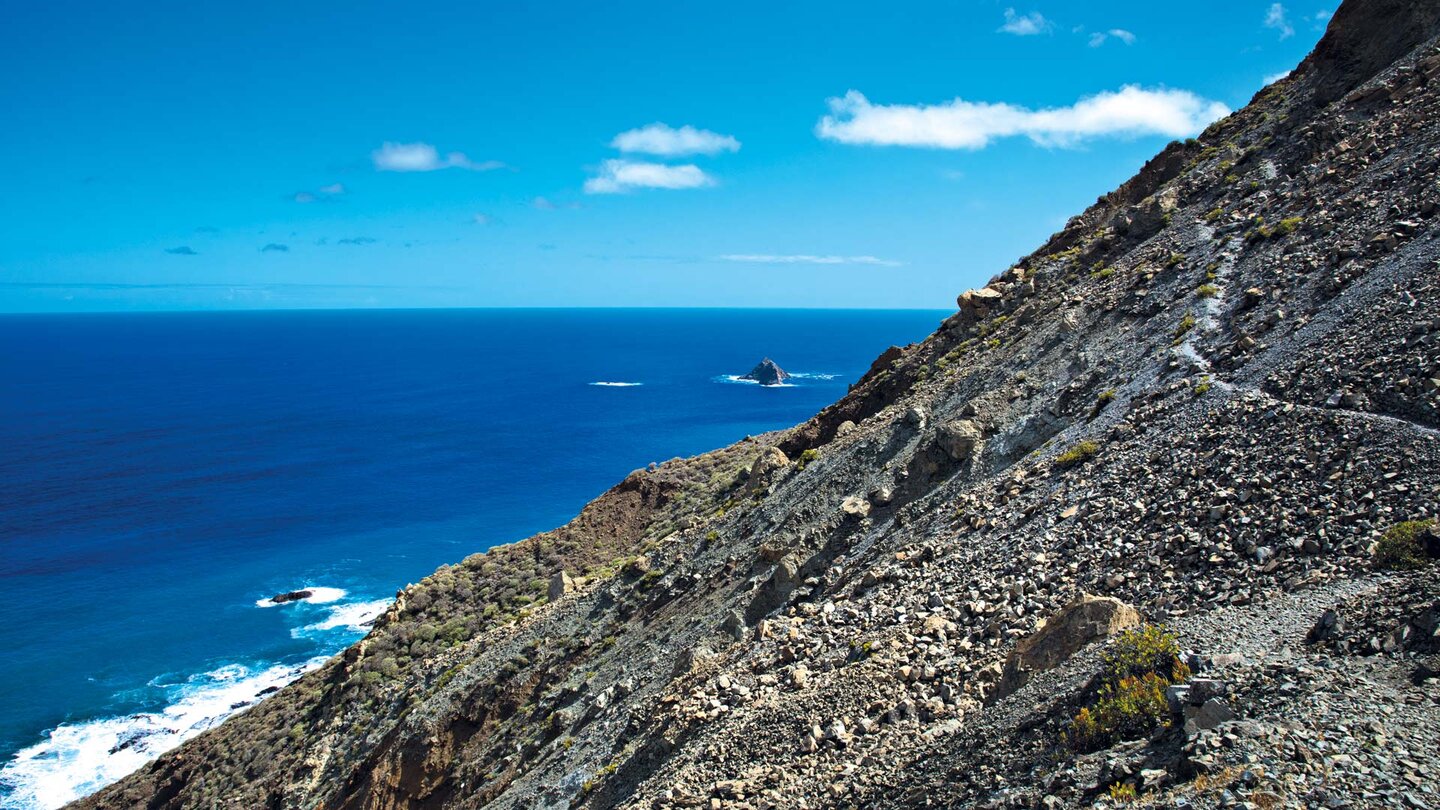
top-left (1066, 625), bottom-right (1191, 753)
top-left (1373, 519), bottom-right (1436, 570)
top-left (1055, 440), bottom-right (1100, 468)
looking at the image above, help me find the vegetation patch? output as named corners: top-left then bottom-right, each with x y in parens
top-left (796, 448), bottom-right (820, 470)
top-left (1172, 314), bottom-right (1197, 344)
top-left (1055, 440), bottom-right (1100, 469)
top-left (1065, 625), bottom-right (1191, 753)
top-left (1195, 284), bottom-right (1219, 299)
top-left (1373, 519), bottom-right (1436, 570)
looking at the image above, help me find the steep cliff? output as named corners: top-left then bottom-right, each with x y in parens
top-left (75, 2), bottom-right (1440, 807)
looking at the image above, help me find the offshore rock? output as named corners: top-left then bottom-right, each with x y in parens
top-left (742, 357), bottom-right (790, 386)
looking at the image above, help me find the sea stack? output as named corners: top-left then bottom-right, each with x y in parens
top-left (269, 589), bottom-right (314, 604)
top-left (741, 358), bottom-right (790, 386)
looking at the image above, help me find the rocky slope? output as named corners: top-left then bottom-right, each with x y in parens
top-left (74, 2), bottom-right (1440, 808)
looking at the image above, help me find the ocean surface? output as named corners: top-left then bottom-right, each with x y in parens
top-left (0, 308), bottom-right (945, 809)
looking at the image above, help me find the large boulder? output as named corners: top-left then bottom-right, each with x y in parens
top-left (992, 594), bottom-right (1141, 701)
top-left (937, 420), bottom-right (985, 461)
top-left (957, 287), bottom-right (1005, 318)
top-left (548, 571), bottom-right (576, 602)
top-left (749, 447), bottom-right (790, 487)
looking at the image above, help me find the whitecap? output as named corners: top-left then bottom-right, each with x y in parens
top-left (253, 585), bottom-right (348, 608)
top-left (787, 372), bottom-right (839, 380)
top-left (0, 657), bottom-right (326, 810)
top-left (713, 375), bottom-right (794, 388)
top-left (588, 381), bottom-right (643, 387)
top-left (294, 599), bottom-right (390, 636)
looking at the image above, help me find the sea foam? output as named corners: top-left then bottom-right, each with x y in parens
top-left (294, 599), bottom-right (389, 637)
top-left (588, 381), bottom-right (643, 387)
top-left (253, 585), bottom-right (347, 608)
top-left (0, 658), bottom-right (326, 810)
top-left (714, 375), bottom-right (795, 388)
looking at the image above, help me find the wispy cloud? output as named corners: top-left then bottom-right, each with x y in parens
top-left (718, 254), bottom-right (902, 267)
top-left (610, 123), bottom-right (741, 157)
top-left (293, 183), bottom-right (345, 203)
top-left (583, 159), bottom-right (715, 194)
top-left (164, 245), bottom-right (198, 256)
top-left (1089, 28), bottom-right (1136, 47)
top-left (999, 8), bottom-right (1050, 35)
top-left (1263, 69), bottom-right (1292, 85)
top-left (371, 142), bottom-right (505, 172)
top-left (337, 236), bottom-right (378, 245)
top-left (471, 213), bottom-right (492, 225)
top-left (815, 86), bottom-right (1229, 150)
top-left (1264, 3), bottom-right (1294, 39)
top-left (260, 243), bottom-right (290, 252)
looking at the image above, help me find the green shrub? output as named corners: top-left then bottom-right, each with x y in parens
top-left (1373, 519), bottom-right (1435, 570)
top-left (1090, 266), bottom-right (1116, 280)
top-left (1067, 673), bottom-right (1172, 752)
top-left (1103, 625), bottom-right (1185, 683)
top-left (1276, 216), bottom-right (1302, 235)
top-left (1194, 377), bottom-right (1212, 396)
top-left (797, 448), bottom-right (820, 470)
top-left (1108, 782), bottom-right (1139, 804)
top-left (1066, 625), bottom-right (1191, 753)
top-left (1195, 284), bottom-right (1219, 299)
top-left (1164, 253), bottom-right (1184, 268)
top-left (1055, 440), bottom-right (1100, 468)
top-left (1203, 207), bottom-right (1224, 223)
top-left (1097, 389), bottom-right (1116, 405)
top-left (1172, 314), bottom-right (1197, 342)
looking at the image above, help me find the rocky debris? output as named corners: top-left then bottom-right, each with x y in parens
top-left (741, 358), bottom-right (790, 386)
top-left (268, 590), bottom-right (313, 604)
top-left (994, 594), bottom-right (1140, 701)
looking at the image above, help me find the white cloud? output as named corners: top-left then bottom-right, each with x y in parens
top-left (815, 86), bottom-right (1229, 150)
top-left (718, 254), bottom-right (902, 267)
top-left (371, 142), bottom-right (505, 172)
top-left (583, 159), bottom-right (715, 194)
top-left (319, 183), bottom-right (345, 195)
top-left (1264, 3), bottom-right (1294, 39)
top-left (1088, 28), bottom-right (1135, 47)
top-left (611, 123), bottom-right (741, 156)
top-left (999, 8), bottom-right (1050, 35)
top-left (472, 213), bottom-right (491, 225)
top-left (1263, 69), bottom-right (1292, 85)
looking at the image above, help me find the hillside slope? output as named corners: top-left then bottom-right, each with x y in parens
top-left (75, 2), bottom-right (1440, 808)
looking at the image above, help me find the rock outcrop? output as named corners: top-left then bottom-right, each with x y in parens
top-left (72, 4), bottom-right (1440, 809)
top-left (993, 594), bottom-right (1140, 701)
top-left (268, 589), bottom-right (313, 604)
top-left (741, 358), bottom-right (790, 386)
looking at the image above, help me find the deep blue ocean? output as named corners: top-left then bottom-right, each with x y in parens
top-left (0, 308), bottom-right (944, 808)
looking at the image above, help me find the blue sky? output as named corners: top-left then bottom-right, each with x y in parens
top-left (0, 1), bottom-right (1333, 311)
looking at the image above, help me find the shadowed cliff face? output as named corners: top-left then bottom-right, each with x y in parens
top-left (73, 1), bottom-right (1440, 808)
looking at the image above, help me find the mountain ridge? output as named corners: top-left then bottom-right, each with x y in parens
top-left (72, 2), bottom-right (1440, 807)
